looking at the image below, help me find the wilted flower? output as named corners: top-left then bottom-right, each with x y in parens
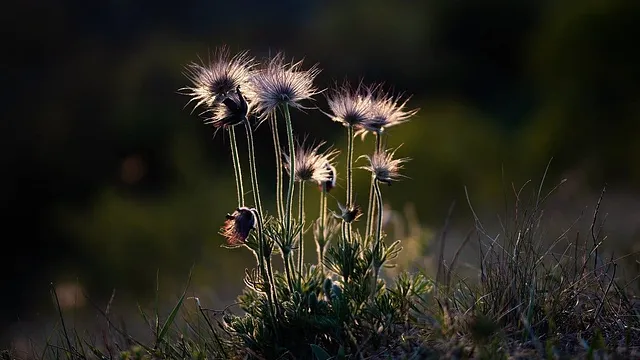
top-left (249, 53), bottom-right (320, 120)
top-left (284, 142), bottom-right (339, 183)
top-left (356, 87), bottom-right (418, 138)
top-left (182, 47), bottom-right (255, 111)
top-left (325, 82), bottom-right (371, 128)
top-left (318, 162), bottom-right (337, 192)
top-left (360, 147), bottom-right (409, 185)
top-left (333, 202), bottom-right (362, 223)
top-left (204, 86), bottom-right (250, 129)
top-left (221, 207), bottom-right (257, 247)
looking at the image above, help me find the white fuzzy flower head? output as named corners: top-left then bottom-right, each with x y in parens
top-left (182, 47), bottom-right (255, 112)
top-left (249, 53), bottom-right (321, 120)
top-left (284, 142), bottom-right (339, 183)
top-left (325, 82), bottom-right (372, 128)
top-left (360, 147), bottom-right (409, 185)
top-left (356, 86), bottom-right (418, 138)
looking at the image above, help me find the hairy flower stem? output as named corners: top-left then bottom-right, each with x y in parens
top-left (345, 125), bottom-right (355, 243)
top-left (228, 127), bottom-right (245, 208)
top-left (251, 210), bottom-right (276, 331)
top-left (269, 117), bottom-right (284, 220)
top-left (372, 179), bottom-right (384, 292)
top-left (283, 104), bottom-right (296, 241)
top-left (283, 250), bottom-right (294, 292)
top-left (365, 134), bottom-right (383, 240)
top-left (317, 187), bottom-right (327, 272)
top-left (244, 121), bottom-right (263, 217)
top-left (297, 181), bottom-right (306, 275)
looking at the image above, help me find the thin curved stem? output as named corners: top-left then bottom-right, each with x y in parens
top-left (283, 105), bottom-right (295, 238)
top-left (244, 121), bottom-right (263, 217)
top-left (228, 127), bottom-right (245, 208)
top-left (269, 117), bottom-right (284, 220)
top-left (297, 181), bottom-right (305, 275)
top-left (365, 133), bottom-right (383, 240)
top-left (283, 250), bottom-right (294, 292)
top-left (251, 210), bottom-right (276, 332)
top-left (317, 187), bottom-right (327, 272)
top-left (345, 125), bottom-right (354, 243)
top-left (372, 179), bottom-right (384, 288)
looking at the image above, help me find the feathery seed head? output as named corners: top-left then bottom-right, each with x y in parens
top-left (220, 207), bottom-right (257, 247)
top-left (205, 86), bottom-right (250, 129)
top-left (249, 53), bottom-right (321, 120)
top-left (360, 147), bottom-right (409, 185)
top-left (325, 82), bottom-right (372, 128)
top-left (284, 141), bottom-right (339, 183)
top-left (357, 87), bottom-right (418, 137)
top-left (182, 48), bottom-right (255, 111)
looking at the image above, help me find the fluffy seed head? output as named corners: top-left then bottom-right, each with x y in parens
top-left (249, 53), bottom-right (320, 120)
top-left (182, 47), bottom-right (255, 112)
top-left (220, 207), bottom-right (256, 247)
top-left (360, 147), bottom-right (409, 185)
top-left (357, 86), bottom-right (418, 137)
top-left (284, 142), bottom-right (339, 183)
top-left (325, 82), bottom-right (372, 128)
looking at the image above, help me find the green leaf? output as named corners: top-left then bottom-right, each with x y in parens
top-left (155, 269), bottom-right (192, 347)
top-left (310, 344), bottom-right (331, 360)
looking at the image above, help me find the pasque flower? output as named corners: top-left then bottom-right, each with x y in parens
top-left (356, 87), bottom-right (418, 137)
top-left (283, 142), bottom-right (339, 184)
top-left (325, 82), bottom-right (372, 129)
top-left (249, 53), bottom-right (320, 120)
top-left (205, 86), bottom-right (250, 129)
top-left (221, 207), bottom-right (257, 247)
top-left (360, 147), bottom-right (409, 185)
top-left (182, 47), bottom-right (255, 111)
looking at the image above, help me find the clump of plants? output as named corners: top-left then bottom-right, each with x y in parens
top-left (181, 47), bottom-right (428, 359)
top-left (14, 47), bottom-right (640, 360)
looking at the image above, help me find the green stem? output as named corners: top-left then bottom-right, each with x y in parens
top-left (270, 117), bottom-right (284, 220)
top-left (317, 188), bottom-right (327, 272)
top-left (345, 125), bottom-right (354, 243)
top-left (365, 133), bottom-right (383, 240)
top-left (283, 250), bottom-right (294, 292)
top-left (283, 105), bottom-right (296, 238)
top-left (297, 181), bottom-right (306, 275)
top-left (228, 127), bottom-right (244, 208)
top-left (251, 210), bottom-right (275, 330)
top-left (372, 179), bottom-right (384, 288)
top-left (244, 121), bottom-right (263, 217)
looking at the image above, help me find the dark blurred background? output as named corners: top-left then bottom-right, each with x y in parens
top-left (2, 0), bottom-right (640, 347)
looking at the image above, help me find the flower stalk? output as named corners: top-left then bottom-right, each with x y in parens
top-left (283, 104), bottom-right (296, 238)
top-left (345, 125), bottom-right (355, 243)
top-left (244, 120), bottom-right (263, 217)
top-left (372, 178), bottom-right (384, 291)
top-left (228, 126), bottom-right (245, 208)
top-left (297, 181), bottom-right (306, 275)
top-left (365, 134), bottom-right (383, 239)
top-left (270, 117), bottom-right (285, 220)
